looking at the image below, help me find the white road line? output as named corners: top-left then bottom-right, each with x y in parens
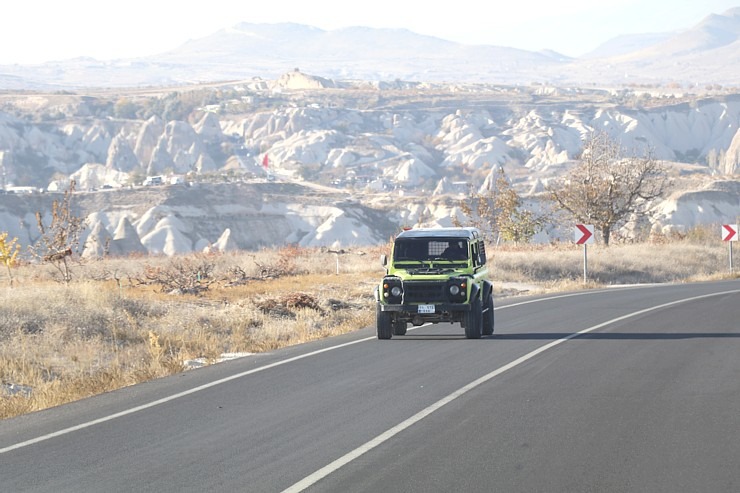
top-left (0, 337), bottom-right (375, 455)
top-left (282, 289), bottom-right (740, 492)
top-left (494, 283), bottom-right (662, 311)
top-left (0, 289), bottom-right (606, 454)
top-left (1, 286), bottom-right (728, 456)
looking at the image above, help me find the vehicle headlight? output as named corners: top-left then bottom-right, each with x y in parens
top-left (382, 278), bottom-right (403, 302)
top-left (446, 278), bottom-right (467, 302)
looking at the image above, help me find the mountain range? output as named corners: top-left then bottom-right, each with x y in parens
top-left (2, 8), bottom-right (740, 89)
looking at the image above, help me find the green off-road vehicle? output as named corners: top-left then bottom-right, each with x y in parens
top-left (374, 227), bottom-right (494, 339)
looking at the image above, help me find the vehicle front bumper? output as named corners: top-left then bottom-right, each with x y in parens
top-left (379, 303), bottom-right (470, 313)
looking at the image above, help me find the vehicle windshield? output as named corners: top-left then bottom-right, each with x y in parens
top-left (393, 238), bottom-right (469, 262)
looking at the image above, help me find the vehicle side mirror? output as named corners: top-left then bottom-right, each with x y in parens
top-left (380, 254), bottom-right (387, 267)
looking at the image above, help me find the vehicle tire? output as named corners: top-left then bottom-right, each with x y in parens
top-left (376, 304), bottom-right (393, 340)
top-left (464, 295), bottom-right (482, 339)
top-left (392, 320), bottom-right (407, 336)
top-left (482, 291), bottom-right (495, 336)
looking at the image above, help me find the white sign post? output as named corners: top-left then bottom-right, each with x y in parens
top-left (574, 224), bottom-right (595, 283)
top-left (723, 224), bottom-right (738, 272)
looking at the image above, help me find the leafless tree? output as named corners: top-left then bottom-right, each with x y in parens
top-left (546, 131), bottom-right (669, 246)
top-left (31, 180), bottom-right (85, 283)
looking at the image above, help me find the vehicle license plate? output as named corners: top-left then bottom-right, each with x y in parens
top-left (417, 304), bottom-right (435, 314)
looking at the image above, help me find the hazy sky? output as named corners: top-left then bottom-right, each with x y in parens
top-left (1, 0), bottom-right (738, 64)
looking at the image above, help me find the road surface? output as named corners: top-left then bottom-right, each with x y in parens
top-left (1, 281), bottom-right (739, 492)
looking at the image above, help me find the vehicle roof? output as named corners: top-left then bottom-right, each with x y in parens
top-left (395, 227), bottom-right (481, 240)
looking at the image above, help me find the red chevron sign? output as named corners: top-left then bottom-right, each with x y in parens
top-left (723, 224), bottom-right (738, 242)
top-left (575, 224), bottom-right (594, 245)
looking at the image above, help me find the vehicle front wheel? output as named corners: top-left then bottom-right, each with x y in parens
top-left (482, 292), bottom-right (495, 336)
top-left (376, 304), bottom-right (392, 340)
top-left (463, 296), bottom-right (482, 339)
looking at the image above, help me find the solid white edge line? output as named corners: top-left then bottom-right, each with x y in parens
top-left (282, 288), bottom-right (740, 492)
top-left (0, 288), bottom-right (606, 454)
top-left (2, 286), bottom-right (732, 456)
top-left (0, 337), bottom-right (375, 455)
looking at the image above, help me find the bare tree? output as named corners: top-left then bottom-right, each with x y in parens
top-left (546, 131), bottom-right (668, 246)
top-left (31, 180), bottom-right (85, 283)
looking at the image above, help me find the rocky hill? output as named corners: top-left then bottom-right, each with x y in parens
top-left (0, 74), bottom-right (739, 254)
top-left (2, 81), bottom-right (739, 189)
top-left (0, 181), bottom-right (403, 256)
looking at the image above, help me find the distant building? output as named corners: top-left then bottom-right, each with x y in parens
top-left (143, 176), bottom-right (164, 186)
top-left (7, 186), bottom-right (39, 194)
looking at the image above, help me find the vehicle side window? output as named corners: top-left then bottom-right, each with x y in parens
top-left (478, 242), bottom-right (487, 265)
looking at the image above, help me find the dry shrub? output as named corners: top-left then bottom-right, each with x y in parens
top-left (136, 255), bottom-right (216, 294)
top-left (260, 293), bottom-right (324, 312)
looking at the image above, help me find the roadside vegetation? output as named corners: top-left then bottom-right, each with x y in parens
top-left (0, 228), bottom-right (737, 420)
top-left (546, 131), bottom-right (669, 246)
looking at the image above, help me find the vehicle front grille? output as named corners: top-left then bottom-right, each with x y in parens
top-left (403, 281), bottom-right (446, 303)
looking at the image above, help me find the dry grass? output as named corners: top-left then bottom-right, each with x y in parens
top-left (491, 237), bottom-right (734, 287)
top-left (1, 239), bottom-right (737, 419)
top-left (0, 247), bottom-right (381, 418)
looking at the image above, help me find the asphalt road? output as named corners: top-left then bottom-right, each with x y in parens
top-left (1, 281), bottom-right (739, 492)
